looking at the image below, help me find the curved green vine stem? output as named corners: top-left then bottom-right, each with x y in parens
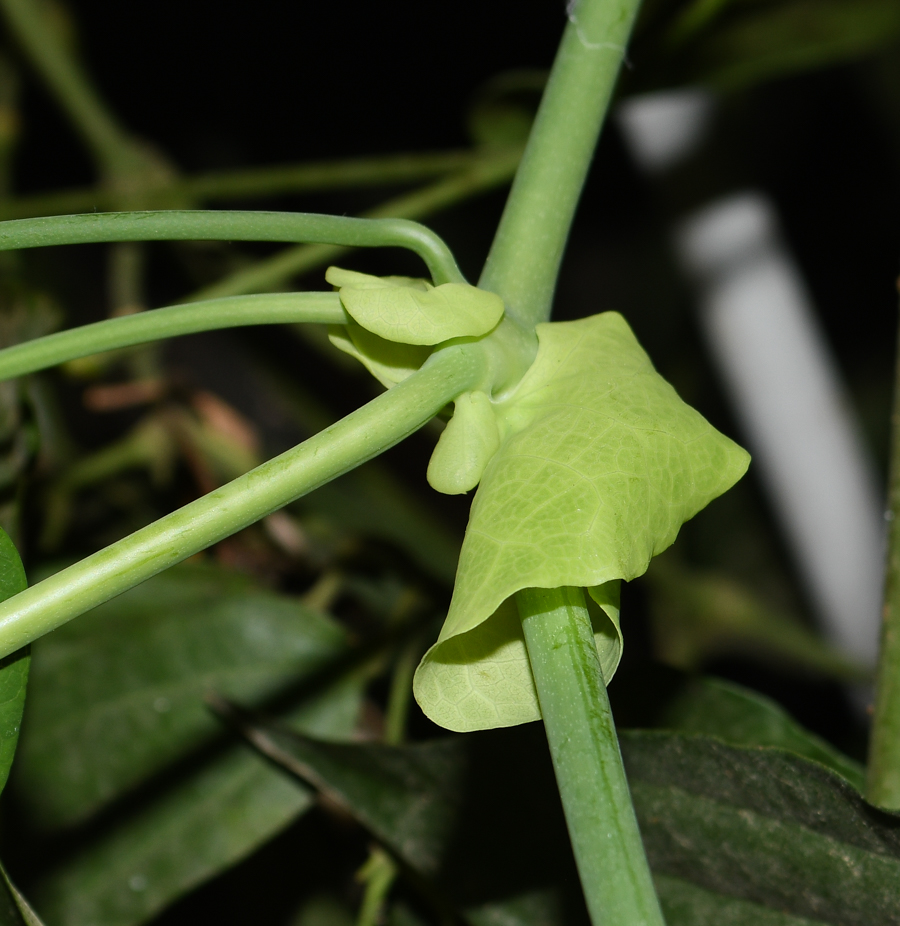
top-left (479, 0), bottom-right (642, 326)
top-left (186, 152), bottom-right (521, 302)
top-left (0, 148), bottom-right (521, 221)
top-left (0, 344), bottom-right (485, 660)
top-left (517, 586), bottom-right (664, 926)
top-left (0, 211), bottom-right (465, 286)
top-left (0, 292), bottom-right (345, 383)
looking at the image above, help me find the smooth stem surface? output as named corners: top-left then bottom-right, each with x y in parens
top-left (517, 586), bottom-right (664, 926)
top-left (479, 0), bottom-right (641, 326)
top-left (0, 292), bottom-right (345, 382)
top-left (0, 211), bottom-right (464, 285)
top-left (0, 346), bottom-right (483, 659)
top-left (868, 310), bottom-right (900, 807)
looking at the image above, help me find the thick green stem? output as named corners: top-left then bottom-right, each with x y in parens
top-left (0, 148), bottom-right (520, 220)
top-left (479, 0), bottom-right (641, 326)
top-left (0, 292), bottom-right (345, 382)
top-left (0, 211), bottom-right (463, 285)
top-left (0, 346), bottom-right (484, 659)
top-left (517, 586), bottom-right (664, 926)
top-left (868, 311), bottom-right (900, 807)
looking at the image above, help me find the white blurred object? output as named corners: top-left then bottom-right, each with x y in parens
top-left (617, 91), bottom-right (884, 667)
top-left (616, 88), bottom-right (714, 172)
top-left (676, 195), bottom-right (884, 665)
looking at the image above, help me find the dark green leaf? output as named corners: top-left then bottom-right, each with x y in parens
top-left (32, 675), bottom-right (365, 926)
top-left (233, 714), bottom-right (900, 926)
top-left (15, 562), bottom-right (349, 829)
top-left (224, 713), bottom-right (585, 926)
top-left (658, 676), bottom-right (865, 790)
top-left (622, 731), bottom-right (900, 924)
top-left (0, 863), bottom-right (45, 926)
top-left (654, 874), bottom-right (822, 926)
top-left (0, 528), bottom-right (27, 797)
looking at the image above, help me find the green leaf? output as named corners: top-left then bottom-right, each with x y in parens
top-left (14, 562), bottom-right (349, 829)
top-left (621, 731), bottom-right (900, 925)
top-left (654, 874), bottom-right (823, 926)
top-left (231, 714), bottom-right (900, 925)
top-left (0, 528), bottom-right (27, 797)
top-left (0, 862), bottom-right (46, 926)
top-left (415, 313), bottom-right (749, 731)
top-left (326, 266), bottom-right (504, 346)
top-left (0, 532), bottom-right (44, 926)
top-left (658, 676), bottom-right (865, 791)
top-left (223, 714), bottom-right (584, 926)
top-left (30, 675), bottom-right (364, 926)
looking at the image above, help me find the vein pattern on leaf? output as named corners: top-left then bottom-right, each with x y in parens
top-left (415, 313), bottom-right (750, 732)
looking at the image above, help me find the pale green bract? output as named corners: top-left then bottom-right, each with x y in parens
top-left (414, 312), bottom-right (750, 732)
top-left (427, 390), bottom-right (501, 495)
top-left (328, 322), bottom-right (431, 389)
top-left (325, 266), bottom-right (504, 345)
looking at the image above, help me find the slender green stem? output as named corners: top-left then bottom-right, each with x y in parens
top-left (0, 210), bottom-right (463, 285)
top-left (186, 152), bottom-right (520, 302)
top-left (0, 148), bottom-right (520, 220)
top-left (0, 292), bottom-right (345, 382)
top-left (479, 0), bottom-right (641, 326)
top-left (517, 586), bottom-right (664, 926)
top-left (868, 310), bottom-right (900, 808)
top-left (0, 0), bottom-right (142, 177)
top-left (356, 849), bottom-right (398, 926)
top-left (0, 345), bottom-right (484, 659)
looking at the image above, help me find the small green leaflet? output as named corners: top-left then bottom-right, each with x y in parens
top-left (415, 313), bottom-right (750, 732)
top-left (326, 266), bottom-right (504, 346)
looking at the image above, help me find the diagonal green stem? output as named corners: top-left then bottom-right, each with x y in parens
top-left (867, 309), bottom-right (900, 808)
top-left (0, 344), bottom-right (485, 660)
top-left (479, 0), bottom-right (641, 326)
top-left (517, 586), bottom-right (664, 926)
top-left (0, 211), bottom-right (464, 285)
top-left (0, 147), bottom-right (521, 220)
top-left (0, 292), bottom-right (345, 382)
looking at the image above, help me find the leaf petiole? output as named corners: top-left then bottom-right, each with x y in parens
top-left (0, 344), bottom-right (486, 659)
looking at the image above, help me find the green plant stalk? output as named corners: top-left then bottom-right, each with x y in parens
top-left (0, 0), bottom-right (140, 177)
top-left (479, 0), bottom-right (642, 327)
top-left (517, 586), bottom-right (664, 926)
top-left (187, 152), bottom-right (521, 302)
top-left (0, 147), bottom-right (520, 220)
top-left (0, 344), bottom-right (485, 659)
top-left (0, 292), bottom-right (345, 382)
top-left (0, 211), bottom-right (463, 284)
top-left (868, 310), bottom-right (900, 807)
